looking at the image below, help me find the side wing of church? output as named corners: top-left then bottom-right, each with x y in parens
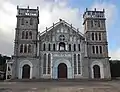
top-left (6, 6), bottom-right (111, 80)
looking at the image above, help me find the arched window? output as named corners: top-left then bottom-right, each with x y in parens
top-left (96, 46), bottom-right (98, 54)
top-left (78, 54), bottom-right (81, 74)
top-left (48, 44), bottom-right (51, 51)
top-left (92, 33), bottom-right (94, 40)
top-left (95, 33), bottom-right (98, 40)
top-left (78, 44), bottom-right (80, 51)
top-left (20, 44), bottom-right (23, 53)
top-left (22, 31), bottom-right (25, 39)
top-left (69, 44), bottom-right (71, 51)
top-left (74, 54), bottom-right (77, 74)
top-left (30, 18), bottom-right (33, 25)
top-left (59, 42), bottom-right (65, 51)
top-left (99, 33), bottom-right (101, 40)
top-left (21, 18), bottom-right (24, 25)
top-left (29, 31), bottom-right (32, 39)
top-left (43, 43), bottom-right (46, 51)
top-left (28, 44), bottom-right (31, 53)
top-left (92, 46), bottom-right (95, 54)
top-left (48, 54), bottom-right (51, 74)
top-left (53, 44), bottom-right (55, 51)
top-left (74, 44), bottom-right (76, 51)
top-left (99, 46), bottom-right (102, 54)
top-left (43, 54), bottom-right (46, 74)
top-left (24, 44), bottom-right (27, 53)
top-left (26, 31), bottom-right (28, 39)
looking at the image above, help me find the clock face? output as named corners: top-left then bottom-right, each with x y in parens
top-left (59, 35), bottom-right (65, 41)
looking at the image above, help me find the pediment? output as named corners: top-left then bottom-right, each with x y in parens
top-left (39, 19), bottom-right (85, 41)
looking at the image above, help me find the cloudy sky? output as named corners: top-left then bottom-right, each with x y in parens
top-left (0, 0), bottom-right (120, 60)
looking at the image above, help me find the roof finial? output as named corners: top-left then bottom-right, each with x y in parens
top-left (59, 19), bottom-right (62, 21)
top-left (71, 24), bottom-right (72, 28)
top-left (94, 8), bottom-right (96, 11)
top-left (27, 6), bottom-right (29, 9)
top-left (46, 27), bottom-right (47, 32)
top-left (53, 23), bottom-right (54, 27)
top-left (17, 5), bottom-right (19, 9)
top-left (37, 6), bottom-right (39, 10)
top-left (103, 8), bottom-right (105, 12)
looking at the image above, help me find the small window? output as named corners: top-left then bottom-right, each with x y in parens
top-left (69, 44), bottom-right (71, 51)
top-left (74, 54), bottom-right (77, 74)
top-left (28, 44), bottom-right (31, 53)
top-left (26, 31), bottom-right (28, 39)
top-left (96, 46), bottom-right (98, 54)
top-left (43, 54), bottom-right (46, 74)
top-left (99, 33), bottom-right (101, 40)
top-left (48, 44), bottom-right (51, 51)
top-left (24, 44), bottom-right (27, 53)
top-left (29, 31), bottom-right (32, 39)
top-left (22, 31), bottom-right (25, 39)
top-left (20, 44), bottom-right (23, 53)
top-left (78, 54), bottom-right (81, 74)
top-left (99, 46), bottom-right (102, 54)
top-left (78, 44), bottom-right (80, 51)
top-left (48, 54), bottom-right (51, 74)
top-left (95, 33), bottom-right (98, 40)
top-left (74, 44), bottom-right (76, 51)
top-left (92, 33), bottom-right (94, 40)
top-left (53, 44), bottom-right (55, 51)
top-left (43, 44), bottom-right (46, 51)
top-left (92, 46), bottom-right (95, 54)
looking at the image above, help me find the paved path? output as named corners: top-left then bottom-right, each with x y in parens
top-left (0, 80), bottom-right (120, 92)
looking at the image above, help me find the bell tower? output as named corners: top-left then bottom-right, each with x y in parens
top-left (83, 8), bottom-right (111, 79)
top-left (14, 6), bottom-right (39, 57)
top-left (83, 8), bottom-right (108, 58)
top-left (12, 6), bottom-right (39, 79)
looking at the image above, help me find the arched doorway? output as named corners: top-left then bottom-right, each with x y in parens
top-left (58, 63), bottom-right (67, 78)
top-left (22, 64), bottom-right (30, 79)
top-left (93, 65), bottom-right (100, 78)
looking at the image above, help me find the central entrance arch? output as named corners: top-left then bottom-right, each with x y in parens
top-left (58, 63), bottom-right (67, 78)
top-left (22, 64), bottom-right (30, 79)
top-left (93, 65), bottom-right (100, 78)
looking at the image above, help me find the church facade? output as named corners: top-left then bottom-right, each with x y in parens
top-left (6, 6), bottom-right (111, 79)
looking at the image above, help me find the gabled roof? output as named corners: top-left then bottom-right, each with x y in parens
top-left (39, 19), bottom-right (85, 39)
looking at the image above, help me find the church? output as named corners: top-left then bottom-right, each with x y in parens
top-left (6, 6), bottom-right (111, 79)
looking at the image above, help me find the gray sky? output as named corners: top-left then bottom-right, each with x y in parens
top-left (0, 0), bottom-right (119, 59)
